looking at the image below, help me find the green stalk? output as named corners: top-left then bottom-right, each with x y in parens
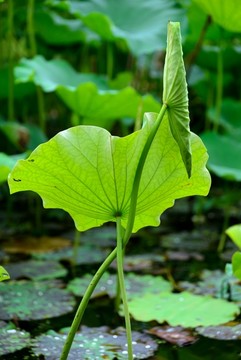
top-left (27, 0), bottom-right (46, 132)
top-left (59, 247), bottom-right (117, 360)
top-left (59, 103), bottom-right (168, 360)
top-left (123, 103), bottom-right (167, 243)
top-left (107, 42), bottom-right (113, 79)
top-left (213, 31), bottom-right (223, 133)
top-left (7, 0), bottom-right (14, 121)
top-left (116, 217), bottom-right (133, 359)
top-left (27, 0), bottom-right (36, 57)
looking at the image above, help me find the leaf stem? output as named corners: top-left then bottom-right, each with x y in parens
top-left (116, 217), bottom-right (133, 359)
top-left (59, 247), bottom-right (117, 360)
top-left (7, 0), bottom-right (14, 121)
top-left (123, 103), bottom-right (167, 243)
top-left (59, 103), bottom-right (168, 360)
top-left (27, 0), bottom-right (46, 133)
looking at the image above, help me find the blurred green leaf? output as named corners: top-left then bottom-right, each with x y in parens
top-left (34, 8), bottom-right (99, 45)
top-left (194, 0), bottom-right (241, 32)
top-left (0, 153), bottom-right (26, 184)
top-left (201, 132), bottom-right (241, 181)
top-left (47, 0), bottom-right (187, 55)
top-left (0, 266), bottom-right (10, 282)
top-left (57, 83), bottom-right (160, 129)
top-left (207, 99), bottom-right (241, 141)
top-left (14, 55), bottom-right (108, 92)
top-left (226, 224), bottom-right (241, 249)
top-left (232, 252), bottom-right (241, 281)
top-left (0, 67), bottom-right (35, 99)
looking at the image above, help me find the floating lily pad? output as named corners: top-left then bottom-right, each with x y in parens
top-left (34, 245), bottom-right (108, 265)
top-left (127, 291), bottom-right (240, 327)
top-left (179, 269), bottom-right (241, 302)
top-left (0, 322), bottom-right (30, 357)
top-left (32, 326), bottom-right (158, 359)
top-left (74, 225), bottom-right (116, 247)
top-left (0, 280), bottom-right (75, 321)
top-left (68, 272), bottom-right (172, 299)
top-left (161, 230), bottom-right (214, 251)
top-left (4, 260), bottom-right (67, 281)
top-left (110, 253), bottom-right (165, 272)
top-left (197, 324), bottom-right (241, 340)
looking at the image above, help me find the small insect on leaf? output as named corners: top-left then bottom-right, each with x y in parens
top-left (0, 266), bottom-right (10, 282)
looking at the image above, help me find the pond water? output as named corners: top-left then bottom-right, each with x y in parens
top-left (1, 198), bottom-right (241, 359)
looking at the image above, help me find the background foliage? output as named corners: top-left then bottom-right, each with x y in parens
top-left (0, 0), bottom-right (241, 232)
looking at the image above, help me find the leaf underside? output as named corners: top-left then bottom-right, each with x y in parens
top-left (163, 22), bottom-right (192, 178)
top-left (8, 112), bottom-right (210, 233)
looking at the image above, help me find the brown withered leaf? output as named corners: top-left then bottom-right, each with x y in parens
top-left (147, 325), bottom-right (198, 346)
top-left (3, 236), bottom-right (70, 254)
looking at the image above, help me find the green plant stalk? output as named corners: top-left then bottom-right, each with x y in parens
top-left (27, 0), bottom-right (36, 57)
top-left (27, 0), bottom-right (46, 133)
top-left (59, 247), bottom-right (117, 360)
top-left (123, 103), bottom-right (167, 244)
top-left (217, 205), bottom-right (230, 253)
top-left (107, 42), bottom-right (114, 79)
top-left (213, 33), bottom-right (223, 133)
top-left (7, 0), bottom-right (14, 121)
top-left (116, 216), bottom-right (133, 359)
top-left (59, 103), bottom-right (168, 360)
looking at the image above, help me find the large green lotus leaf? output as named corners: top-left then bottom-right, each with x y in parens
top-left (0, 280), bottom-right (76, 321)
top-left (226, 224), bottom-right (241, 249)
top-left (48, 0), bottom-right (187, 55)
top-left (67, 272), bottom-right (172, 299)
top-left (163, 22), bottom-right (192, 178)
top-left (8, 113), bottom-right (210, 233)
top-left (14, 55), bottom-right (108, 92)
top-left (184, 1), bottom-right (225, 49)
top-left (57, 84), bottom-right (160, 129)
top-left (8, 113), bottom-right (210, 232)
top-left (194, 0), bottom-right (241, 32)
top-left (127, 292), bottom-right (240, 327)
top-left (32, 326), bottom-right (158, 359)
top-left (201, 131), bottom-right (241, 181)
top-left (0, 323), bottom-right (30, 357)
top-left (34, 9), bottom-right (99, 45)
